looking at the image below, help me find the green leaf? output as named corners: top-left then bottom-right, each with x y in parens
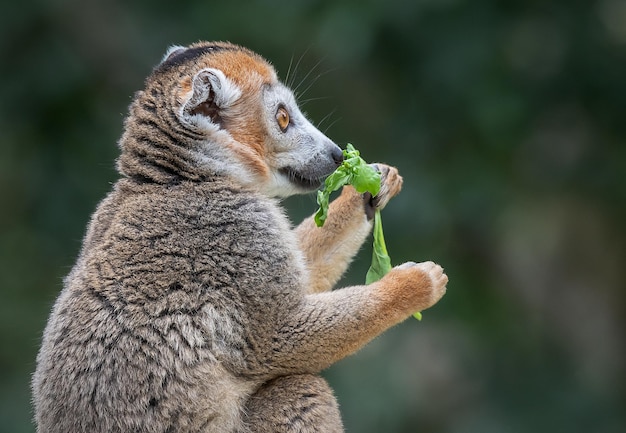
top-left (314, 143), bottom-right (380, 227)
top-left (325, 169), bottom-right (352, 192)
top-left (365, 210), bottom-right (392, 284)
top-left (351, 164), bottom-right (381, 195)
top-left (365, 211), bottom-right (423, 321)
top-left (314, 190), bottom-right (330, 227)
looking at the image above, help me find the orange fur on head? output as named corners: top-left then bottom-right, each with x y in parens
top-left (192, 46), bottom-right (277, 181)
top-left (210, 51), bottom-right (276, 181)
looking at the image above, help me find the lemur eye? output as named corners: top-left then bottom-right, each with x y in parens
top-left (276, 106), bottom-right (290, 132)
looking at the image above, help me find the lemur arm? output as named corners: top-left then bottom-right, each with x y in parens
top-left (294, 185), bottom-right (371, 294)
top-left (268, 261), bottom-right (447, 374)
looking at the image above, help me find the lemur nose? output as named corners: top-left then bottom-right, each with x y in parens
top-left (330, 145), bottom-right (344, 166)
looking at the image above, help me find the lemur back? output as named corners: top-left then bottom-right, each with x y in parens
top-left (33, 41), bottom-right (447, 433)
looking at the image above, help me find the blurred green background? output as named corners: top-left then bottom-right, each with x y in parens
top-left (1, 0), bottom-right (625, 432)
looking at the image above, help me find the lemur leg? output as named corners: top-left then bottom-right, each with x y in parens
top-left (295, 164), bottom-right (403, 294)
top-left (242, 374), bottom-right (343, 433)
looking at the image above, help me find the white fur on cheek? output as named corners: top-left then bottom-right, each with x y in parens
top-left (193, 134), bottom-right (256, 187)
top-left (263, 172), bottom-right (303, 197)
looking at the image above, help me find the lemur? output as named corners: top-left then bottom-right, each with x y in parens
top-left (32, 41), bottom-right (447, 433)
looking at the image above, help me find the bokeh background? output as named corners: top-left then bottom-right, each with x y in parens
top-left (1, 0), bottom-right (625, 432)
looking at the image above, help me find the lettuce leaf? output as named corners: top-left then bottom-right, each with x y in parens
top-left (314, 144), bottom-right (380, 227)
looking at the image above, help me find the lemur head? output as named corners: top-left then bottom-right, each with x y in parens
top-left (117, 41), bottom-right (343, 197)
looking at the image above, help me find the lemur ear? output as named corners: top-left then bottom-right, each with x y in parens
top-left (160, 45), bottom-right (186, 64)
top-left (183, 68), bottom-right (242, 126)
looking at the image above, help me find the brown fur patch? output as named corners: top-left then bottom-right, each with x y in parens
top-left (179, 76), bottom-right (192, 95)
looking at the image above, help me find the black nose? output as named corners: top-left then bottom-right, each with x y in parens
top-left (330, 145), bottom-right (344, 166)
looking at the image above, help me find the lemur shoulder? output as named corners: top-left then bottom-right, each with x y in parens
top-left (32, 41), bottom-right (447, 433)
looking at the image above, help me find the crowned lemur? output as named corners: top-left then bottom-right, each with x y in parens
top-left (32, 41), bottom-right (448, 433)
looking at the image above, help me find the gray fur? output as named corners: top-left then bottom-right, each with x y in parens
top-left (32, 41), bottom-right (447, 433)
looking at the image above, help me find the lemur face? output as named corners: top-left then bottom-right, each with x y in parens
top-left (136, 42), bottom-right (343, 197)
top-left (259, 82), bottom-right (344, 197)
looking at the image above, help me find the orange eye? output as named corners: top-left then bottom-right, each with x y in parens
top-left (276, 106), bottom-right (290, 132)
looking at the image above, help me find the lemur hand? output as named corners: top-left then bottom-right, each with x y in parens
top-left (364, 164), bottom-right (403, 220)
top-left (380, 261), bottom-right (448, 316)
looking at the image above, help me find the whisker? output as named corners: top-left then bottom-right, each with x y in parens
top-left (296, 67), bottom-right (337, 100)
top-left (298, 95), bottom-right (333, 106)
top-left (317, 108), bottom-right (337, 129)
top-left (284, 51), bottom-right (295, 88)
top-left (288, 46), bottom-right (311, 89)
top-left (292, 54), bottom-right (327, 97)
top-left (323, 116), bottom-right (342, 135)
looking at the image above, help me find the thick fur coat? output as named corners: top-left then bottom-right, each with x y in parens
top-left (32, 42), bottom-right (447, 433)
